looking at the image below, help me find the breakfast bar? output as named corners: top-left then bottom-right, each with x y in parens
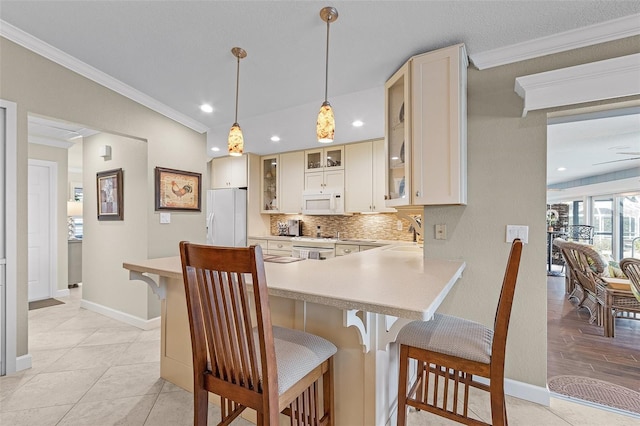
top-left (124, 244), bottom-right (465, 425)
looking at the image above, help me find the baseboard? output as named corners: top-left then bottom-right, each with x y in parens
top-left (474, 376), bottom-right (551, 406)
top-left (15, 354), bottom-right (32, 372)
top-left (80, 299), bottom-right (160, 331)
top-left (55, 288), bottom-right (70, 298)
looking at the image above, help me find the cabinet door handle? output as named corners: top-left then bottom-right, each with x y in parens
top-left (277, 243), bottom-right (283, 248)
top-left (416, 191), bottom-right (420, 197)
top-left (344, 249), bottom-right (351, 254)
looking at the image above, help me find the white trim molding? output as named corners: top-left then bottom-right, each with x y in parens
top-left (80, 299), bottom-right (160, 331)
top-left (15, 354), bottom-right (32, 372)
top-left (514, 53), bottom-right (640, 117)
top-left (0, 20), bottom-right (209, 134)
top-left (470, 14), bottom-right (640, 70)
top-left (474, 376), bottom-right (551, 407)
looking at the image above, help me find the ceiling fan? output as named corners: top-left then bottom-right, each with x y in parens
top-left (592, 151), bottom-right (640, 166)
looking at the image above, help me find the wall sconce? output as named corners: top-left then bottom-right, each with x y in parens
top-left (99, 145), bottom-right (111, 159)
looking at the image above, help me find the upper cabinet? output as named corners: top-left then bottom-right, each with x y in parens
top-left (345, 139), bottom-right (395, 213)
top-left (305, 147), bottom-right (344, 172)
top-left (261, 155), bottom-right (278, 212)
top-left (278, 151), bottom-right (305, 213)
top-left (211, 155), bottom-right (248, 189)
top-left (304, 146), bottom-right (344, 192)
top-left (385, 43), bottom-right (468, 207)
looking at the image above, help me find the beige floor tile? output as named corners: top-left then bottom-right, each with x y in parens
top-left (81, 362), bottom-right (163, 403)
top-left (144, 389), bottom-right (253, 426)
top-left (116, 341), bottom-right (161, 365)
top-left (0, 367), bottom-right (106, 412)
top-left (29, 348), bottom-right (71, 373)
top-left (56, 310), bottom-right (133, 330)
top-left (0, 371), bottom-right (37, 401)
top-left (160, 380), bottom-right (185, 393)
top-left (0, 404), bottom-right (73, 426)
top-left (79, 326), bottom-right (143, 346)
top-left (44, 343), bottom-right (131, 373)
top-left (28, 328), bottom-right (96, 351)
top-left (549, 397), bottom-right (640, 426)
top-left (136, 327), bottom-right (161, 342)
top-left (58, 394), bottom-right (157, 426)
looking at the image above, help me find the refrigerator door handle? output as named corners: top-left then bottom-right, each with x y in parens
top-left (206, 212), bottom-right (214, 245)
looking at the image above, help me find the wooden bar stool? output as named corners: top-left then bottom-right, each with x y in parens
top-left (180, 242), bottom-right (336, 425)
top-left (396, 239), bottom-right (523, 426)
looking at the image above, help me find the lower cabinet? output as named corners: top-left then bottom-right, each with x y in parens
top-left (336, 244), bottom-right (359, 256)
top-left (267, 240), bottom-right (293, 256)
top-left (68, 239), bottom-right (82, 286)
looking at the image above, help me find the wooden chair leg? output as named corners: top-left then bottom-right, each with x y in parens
top-left (193, 387), bottom-right (209, 426)
top-left (323, 357), bottom-right (335, 426)
top-left (489, 381), bottom-right (507, 426)
top-left (397, 345), bottom-right (409, 426)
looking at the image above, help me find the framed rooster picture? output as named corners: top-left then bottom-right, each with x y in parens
top-left (155, 167), bottom-right (201, 211)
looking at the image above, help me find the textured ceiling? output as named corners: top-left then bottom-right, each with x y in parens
top-left (3, 1), bottom-right (640, 183)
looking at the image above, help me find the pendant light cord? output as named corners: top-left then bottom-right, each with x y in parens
top-left (324, 18), bottom-right (330, 103)
top-left (234, 55), bottom-right (240, 123)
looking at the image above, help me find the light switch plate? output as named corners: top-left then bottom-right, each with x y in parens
top-left (397, 220), bottom-right (403, 231)
top-left (160, 212), bottom-right (171, 224)
top-left (506, 225), bottom-right (528, 244)
top-left (435, 224), bottom-right (447, 240)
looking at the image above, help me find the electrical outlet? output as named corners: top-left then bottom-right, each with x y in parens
top-left (435, 224), bottom-right (447, 240)
top-left (506, 225), bottom-right (528, 244)
top-left (160, 212), bottom-right (171, 224)
top-left (397, 220), bottom-right (403, 231)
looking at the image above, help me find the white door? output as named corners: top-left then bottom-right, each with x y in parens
top-left (28, 161), bottom-right (55, 301)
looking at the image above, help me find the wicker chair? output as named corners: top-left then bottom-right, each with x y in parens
top-left (620, 258), bottom-right (640, 302)
top-left (566, 225), bottom-right (595, 244)
top-left (179, 242), bottom-right (336, 425)
top-left (553, 238), bottom-right (605, 325)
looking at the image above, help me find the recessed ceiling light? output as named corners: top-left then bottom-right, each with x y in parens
top-left (352, 120), bottom-right (364, 127)
top-left (211, 147), bottom-right (220, 152)
top-left (391, 156), bottom-right (399, 160)
top-left (270, 136), bottom-right (280, 142)
top-left (200, 104), bottom-right (213, 113)
top-left (557, 167), bottom-right (566, 171)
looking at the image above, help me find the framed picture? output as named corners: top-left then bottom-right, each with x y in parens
top-left (155, 167), bottom-right (201, 211)
top-left (96, 168), bottom-right (124, 221)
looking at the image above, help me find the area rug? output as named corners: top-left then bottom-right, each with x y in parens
top-left (28, 298), bottom-right (64, 310)
top-left (548, 375), bottom-right (640, 414)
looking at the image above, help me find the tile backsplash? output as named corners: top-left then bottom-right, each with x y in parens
top-left (269, 213), bottom-right (417, 241)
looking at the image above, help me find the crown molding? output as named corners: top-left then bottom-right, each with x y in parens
top-left (0, 20), bottom-right (209, 133)
top-left (470, 14), bottom-right (640, 70)
top-left (28, 135), bottom-right (75, 149)
top-left (514, 53), bottom-right (640, 116)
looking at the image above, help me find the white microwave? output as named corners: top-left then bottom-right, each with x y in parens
top-left (301, 189), bottom-right (344, 215)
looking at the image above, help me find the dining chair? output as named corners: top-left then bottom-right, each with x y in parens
top-left (179, 242), bottom-right (336, 426)
top-left (396, 239), bottom-right (523, 426)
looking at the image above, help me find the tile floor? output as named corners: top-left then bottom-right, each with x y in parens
top-left (1, 287), bottom-right (639, 425)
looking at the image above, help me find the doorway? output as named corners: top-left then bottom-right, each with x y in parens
top-left (27, 159), bottom-right (57, 301)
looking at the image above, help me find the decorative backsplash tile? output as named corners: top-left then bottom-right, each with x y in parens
top-left (269, 213), bottom-right (417, 241)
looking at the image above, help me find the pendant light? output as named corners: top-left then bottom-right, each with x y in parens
top-left (228, 47), bottom-right (247, 156)
top-left (317, 6), bottom-right (338, 144)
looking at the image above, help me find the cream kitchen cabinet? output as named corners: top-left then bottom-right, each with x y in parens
top-left (261, 155), bottom-right (279, 213)
top-left (345, 139), bottom-right (395, 213)
top-left (278, 151), bottom-right (305, 213)
top-left (247, 237), bottom-right (267, 250)
top-left (385, 43), bottom-right (467, 207)
top-left (267, 239), bottom-right (293, 256)
top-left (335, 244), bottom-right (359, 256)
top-left (304, 169), bottom-right (344, 192)
top-left (305, 147), bottom-right (344, 172)
top-left (211, 155), bottom-right (248, 189)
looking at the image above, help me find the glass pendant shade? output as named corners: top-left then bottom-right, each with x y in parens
top-left (228, 122), bottom-right (244, 156)
top-left (316, 101), bottom-right (335, 143)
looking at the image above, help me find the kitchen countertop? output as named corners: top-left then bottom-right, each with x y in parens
top-left (123, 243), bottom-right (465, 320)
top-left (248, 235), bottom-right (398, 247)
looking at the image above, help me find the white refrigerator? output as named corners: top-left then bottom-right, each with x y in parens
top-left (206, 188), bottom-right (247, 247)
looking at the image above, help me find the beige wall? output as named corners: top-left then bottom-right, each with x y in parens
top-left (426, 36), bottom-right (640, 387)
top-left (27, 143), bottom-right (69, 293)
top-left (0, 37), bottom-right (207, 356)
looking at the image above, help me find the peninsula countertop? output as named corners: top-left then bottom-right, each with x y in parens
top-left (123, 244), bottom-right (465, 321)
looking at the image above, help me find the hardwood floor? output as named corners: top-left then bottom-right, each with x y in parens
top-left (547, 275), bottom-right (640, 392)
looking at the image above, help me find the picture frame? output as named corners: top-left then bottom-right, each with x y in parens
top-left (155, 167), bottom-right (201, 211)
top-left (96, 168), bottom-right (124, 221)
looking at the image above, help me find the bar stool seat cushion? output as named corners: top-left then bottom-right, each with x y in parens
top-left (269, 326), bottom-right (337, 395)
top-left (396, 314), bottom-right (493, 364)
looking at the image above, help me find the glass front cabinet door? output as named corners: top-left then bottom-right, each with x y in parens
top-left (261, 155), bottom-right (278, 213)
top-left (304, 147), bottom-right (344, 172)
top-left (385, 62), bottom-right (411, 207)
